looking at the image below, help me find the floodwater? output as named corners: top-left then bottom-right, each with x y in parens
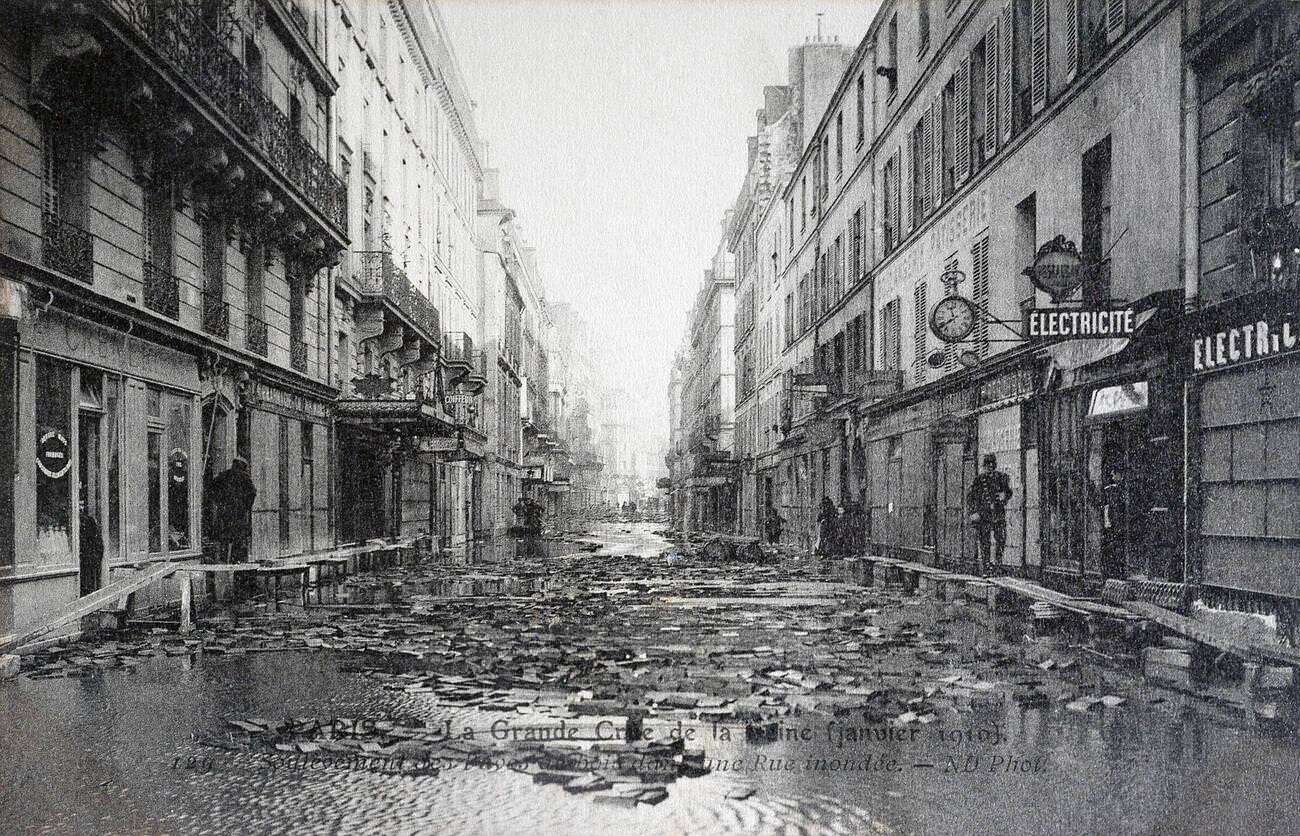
top-left (2, 524), bottom-right (1300, 836)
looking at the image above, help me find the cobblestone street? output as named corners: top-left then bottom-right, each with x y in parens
top-left (4, 523), bottom-right (1299, 836)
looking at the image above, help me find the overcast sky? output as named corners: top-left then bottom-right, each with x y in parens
top-left (440, 0), bottom-right (874, 448)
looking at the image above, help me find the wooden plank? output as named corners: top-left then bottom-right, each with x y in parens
top-left (1124, 601), bottom-right (1300, 667)
top-left (990, 576), bottom-right (1137, 620)
top-left (0, 561), bottom-right (184, 654)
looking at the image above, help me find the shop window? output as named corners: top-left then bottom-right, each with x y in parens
top-left (36, 358), bottom-right (72, 565)
top-left (167, 395), bottom-right (191, 550)
top-left (279, 416), bottom-right (291, 552)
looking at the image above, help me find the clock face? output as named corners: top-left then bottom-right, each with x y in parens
top-left (930, 295), bottom-right (977, 343)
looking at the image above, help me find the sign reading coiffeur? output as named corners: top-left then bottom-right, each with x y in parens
top-left (1192, 315), bottom-right (1300, 372)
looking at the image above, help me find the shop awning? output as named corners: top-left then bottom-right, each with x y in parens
top-left (335, 398), bottom-right (456, 434)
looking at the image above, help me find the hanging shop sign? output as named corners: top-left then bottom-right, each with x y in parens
top-left (1087, 381), bottom-right (1149, 420)
top-left (978, 368), bottom-right (1037, 407)
top-left (36, 430), bottom-right (71, 479)
top-left (1027, 307), bottom-right (1136, 340)
top-left (1023, 235), bottom-right (1084, 302)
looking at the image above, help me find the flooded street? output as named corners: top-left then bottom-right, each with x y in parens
top-left (4, 524), bottom-right (1300, 836)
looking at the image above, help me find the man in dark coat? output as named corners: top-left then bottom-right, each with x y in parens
top-left (967, 453), bottom-right (1012, 575)
top-left (210, 457), bottom-right (256, 562)
top-left (815, 496), bottom-right (838, 556)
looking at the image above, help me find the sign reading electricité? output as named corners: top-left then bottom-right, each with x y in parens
top-left (1192, 313), bottom-right (1300, 373)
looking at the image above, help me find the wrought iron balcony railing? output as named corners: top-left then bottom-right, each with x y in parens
top-left (201, 290), bottom-right (229, 338)
top-left (444, 332), bottom-right (473, 367)
top-left (290, 338), bottom-right (308, 372)
top-left (42, 211), bottom-right (93, 283)
top-left (105, 0), bottom-right (346, 229)
top-left (143, 262), bottom-right (179, 318)
top-left (353, 250), bottom-right (440, 345)
top-left (246, 312), bottom-right (268, 356)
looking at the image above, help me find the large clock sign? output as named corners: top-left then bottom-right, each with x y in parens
top-left (930, 295), bottom-right (978, 343)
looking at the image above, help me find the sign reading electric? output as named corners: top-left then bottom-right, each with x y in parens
top-left (1027, 308), bottom-right (1135, 339)
top-left (1192, 316), bottom-right (1300, 372)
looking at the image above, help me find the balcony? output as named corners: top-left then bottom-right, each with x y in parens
top-left (353, 251), bottom-right (440, 346)
top-left (465, 351), bottom-right (488, 393)
top-left (102, 0), bottom-right (346, 230)
top-left (42, 211), bottom-right (92, 283)
top-left (444, 332), bottom-right (474, 372)
top-left (246, 313), bottom-right (268, 356)
top-left (290, 339), bottom-right (307, 372)
top-left (201, 290), bottom-right (229, 338)
top-left (143, 262), bottom-right (179, 318)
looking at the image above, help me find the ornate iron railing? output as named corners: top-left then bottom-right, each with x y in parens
top-left (290, 338), bottom-right (308, 372)
top-left (201, 290), bottom-right (229, 337)
top-left (105, 0), bottom-right (346, 229)
top-left (42, 211), bottom-right (93, 283)
top-left (143, 262), bottom-right (179, 318)
top-left (353, 250), bottom-right (441, 345)
top-left (245, 312), bottom-right (268, 356)
top-left (443, 332), bottom-right (474, 367)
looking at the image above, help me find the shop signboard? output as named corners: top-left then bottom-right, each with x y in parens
top-left (1027, 307), bottom-right (1136, 340)
top-left (1087, 381), bottom-right (1149, 419)
top-left (1189, 290), bottom-right (1300, 374)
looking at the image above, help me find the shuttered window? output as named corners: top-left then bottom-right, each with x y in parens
top-left (972, 237), bottom-right (991, 357)
top-left (882, 297), bottom-right (902, 371)
top-left (1106, 0), bottom-right (1125, 42)
top-left (913, 280), bottom-right (929, 385)
top-left (999, 3), bottom-right (1013, 144)
top-left (955, 58), bottom-right (971, 184)
top-left (903, 133), bottom-right (914, 234)
top-left (930, 98), bottom-right (943, 210)
top-left (1065, 0), bottom-right (1079, 83)
top-left (1030, 0), bottom-right (1049, 115)
top-left (985, 20), bottom-right (1000, 160)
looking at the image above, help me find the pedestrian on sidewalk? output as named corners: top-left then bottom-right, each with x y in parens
top-left (967, 453), bottom-right (1012, 575)
top-left (209, 457), bottom-right (256, 563)
top-left (815, 496), bottom-right (837, 556)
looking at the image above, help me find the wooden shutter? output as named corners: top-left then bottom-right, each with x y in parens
top-left (972, 236), bottom-right (990, 357)
top-left (985, 20), bottom-right (1000, 159)
top-left (1030, 0), bottom-right (1049, 115)
top-left (1106, 0), bottom-right (1125, 42)
top-left (955, 59), bottom-right (971, 184)
top-left (999, 3), bottom-right (1013, 144)
top-left (902, 135), bottom-right (914, 234)
top-left (930, 97), bottom-right (942, 210)
top-left (889, 151), bottom-right (901, 247)
top-left (913, 279), bottom-right (928, 386)
top-left (1065, 0), bottom-right (1078, 83)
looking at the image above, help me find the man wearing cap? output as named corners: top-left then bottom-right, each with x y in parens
top-left (967, 453), bottom-right (1012, 575)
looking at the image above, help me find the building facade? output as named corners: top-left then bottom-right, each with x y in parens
top-left (0, 0), bottom-right (345, 634)
top-left (328, 0), bottom-right (486, 557)
top-left (1184, 0), bottom-right (1300, 639)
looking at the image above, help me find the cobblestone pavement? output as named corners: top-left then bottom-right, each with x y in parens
top-left (3, 523), bottom-right (1299, 835)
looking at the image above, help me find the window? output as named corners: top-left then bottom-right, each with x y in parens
top-left (143, 180), bottom-right (173, 271)
top-left (244, 37), bottom-right (263, 90)
top-left (1081, 136), bottom-right (1113, 303)
top-left (970, 36), bottom-right (989, 170)
top-left (145, 386), bottom-right (191, 554)
top-left (836, 112), bottom-right (844, 177)
top-left (278, 416), bottom-right (291, 551)
top-left (972, 237), bottom-right (991, 357)
top-left (941, 78), bottom-right (955, 199)
top-left (784, 293), bottom-right (794, 345)
top-left (35, 358), bottom-right (72, 566)
top-left (800, 177), bottom-right (807, 231)
top-left (821, 136), bottom-right (830, 196)
top-left (202, 214), bottom-right (225, 300)
top-left (851, 208), bottom-right (863, 282)
top-left (289, 94), bottom-right (303, 135)
top-left (1029, 0), bottom-right (1049, 115)
top-left (856, 74), bottom-right (866, 145)
top-left (919, 0), bottom-right (931, 54)
top-left (913, 280), bottom-right (929, 385)
top-left (883, 151), bottom-right (900, 254)
top-left (886, 14), bottom-right (899, 99)
top-left (1015, 192), bottom-right (1038, 308)
top-left (881, 298), bottom-right (901, 371)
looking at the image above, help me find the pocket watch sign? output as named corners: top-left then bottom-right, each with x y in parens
top-left (37, 430), bottom-right (72, 479)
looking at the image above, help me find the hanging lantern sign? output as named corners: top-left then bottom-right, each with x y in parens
top-left (1023, 235), bottom-right (1084, 302)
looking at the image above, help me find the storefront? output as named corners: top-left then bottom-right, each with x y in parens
top-left (1188, 288), bottom-right (1300, 610)
top-left (1037, 295), bottom-right (1184, 586)
top-left (2, 307), bottom-right (200, 636)
top-left (973, 366), bottom-right (1039, 571)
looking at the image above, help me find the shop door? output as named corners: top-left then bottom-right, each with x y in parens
top-left (77, 410), bottom-right (103, 596)
top-left (933, 442), bottom-right (970, 569)
top-left (1086, 417), bottom-right (1182, 581)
